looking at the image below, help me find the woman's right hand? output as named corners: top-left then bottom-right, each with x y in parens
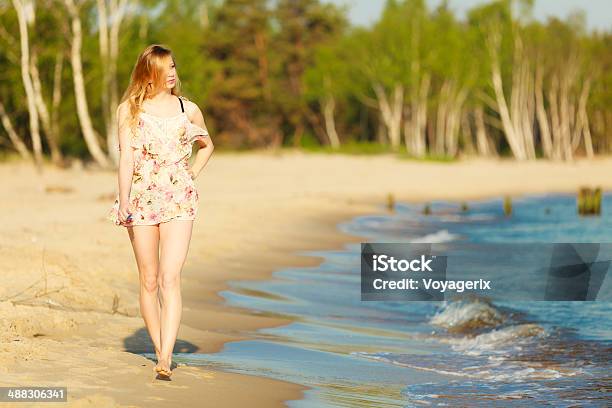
top-left (118, 202), bottom-right (133, 224)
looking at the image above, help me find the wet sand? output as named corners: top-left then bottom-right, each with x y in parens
top-left (1, 151), bottom-right (610, 406)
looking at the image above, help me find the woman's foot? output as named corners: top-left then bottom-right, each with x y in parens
top-left (153, 348), bottom-right (163, 373)
top-left (155, 358), bottom-right (172, 380)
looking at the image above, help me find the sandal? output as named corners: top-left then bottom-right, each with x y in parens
top-left (156, 367), bottom-right (172, 380)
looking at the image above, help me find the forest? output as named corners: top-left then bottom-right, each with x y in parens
top-left (1, 0), bottom-right (610, 168)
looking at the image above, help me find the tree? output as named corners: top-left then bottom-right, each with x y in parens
top-left (65, 0), bottom-right (110, 168)
top-left (12, 0), bottom-right (43, 169)
top-left (96, 0), bottom-right (130, 165)
top-left (273, 0), bottom-right (347, 147)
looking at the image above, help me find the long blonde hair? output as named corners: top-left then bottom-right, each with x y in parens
top-left (120, 44), bottom-right (182, 130)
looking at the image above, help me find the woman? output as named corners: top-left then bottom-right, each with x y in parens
top-left (106, 44), bottom-right (214, 380)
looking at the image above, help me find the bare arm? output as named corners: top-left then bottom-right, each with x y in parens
top-left (187, 101), bottom-right (214, 179)
top-left (116, 103), bottom-right (135, 208)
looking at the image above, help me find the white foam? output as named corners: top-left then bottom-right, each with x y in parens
top-left (410, 229), bottom-right (458, 243)
top-left (437, 214), bottom-right (497, 223)
top-left (430, 300), bottom-right (504, 331)
top-left (447, 324), bottom-right (546, 352)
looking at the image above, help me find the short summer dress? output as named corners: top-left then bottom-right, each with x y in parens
top-left (106, 96), bottom-right (210, 226)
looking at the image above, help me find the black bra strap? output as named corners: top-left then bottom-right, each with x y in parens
top-left (178, 96), bottom-right (184, 112)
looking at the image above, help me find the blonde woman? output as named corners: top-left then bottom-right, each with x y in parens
top-left (106, 44), bottom-right (214, 380)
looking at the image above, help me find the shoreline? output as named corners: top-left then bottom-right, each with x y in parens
top-left (1, 152), bottom-right (611, 406)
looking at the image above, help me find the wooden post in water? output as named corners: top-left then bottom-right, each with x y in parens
top-left (577, 186), bottom-right (602, 216)
top-left (578, 187), bottom-right (588, 214)
top-left (503, 196), bottom-right (512, 217)
top-left (423, 203), bottom-right (431, 215)
top-left (595, 187), bottom-right (602, 214)
top-left (387, 193), bottom-right (395, 212)
top-left (460, 202), bottom-right (469, 212)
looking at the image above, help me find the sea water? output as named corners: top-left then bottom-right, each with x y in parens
top-left (179, 193), bottom-right (611, 407)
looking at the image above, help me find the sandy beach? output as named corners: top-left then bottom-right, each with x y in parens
top-left (1, 150), bottom-right (611, 407)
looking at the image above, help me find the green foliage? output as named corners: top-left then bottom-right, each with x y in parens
top-left (0, 0), bottom-right (609, 159)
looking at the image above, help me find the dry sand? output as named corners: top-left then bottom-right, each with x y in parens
top-left (1, 150), bottom-right (610, 407)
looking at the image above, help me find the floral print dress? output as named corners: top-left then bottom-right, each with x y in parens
top-left (106, 104), bottom-right (210, 226)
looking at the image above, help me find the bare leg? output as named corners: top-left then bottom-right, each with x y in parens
top-left (158, 219), bottom-right (193, 372)
top-left (127, 225), bottom-right (162, 367)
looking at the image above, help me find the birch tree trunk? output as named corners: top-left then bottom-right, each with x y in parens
top-left (108, 0), bottom-right (128, 164)
top-left (574, 77), bottom-right (594, 158)
top-left (96, 0), bottom-right (110, 143)
top-left (487, 30), bottom-right (531, 160)
top-left (373, 82), bottom-right (403, 150)
top-left (12, 0), bottom-right (43, 169)
top-left (510, 37), bottom-right (536, 160)
top-left (460, 111), bottom-right (475, 156)
top-left (545, 57), bottom-right (589, 161)
top-left (414, 74), bottom-right (430, 157)
top-left (65, 0), bottom-right (110, 168)
top-left (0, 101), bottom-right (32, 159)
top-left (30, 50), bottom-right (64, 165)
top-left (559, 62), bottom-right (575, 161)
top-left (535, 66), bottom-right (553, 158)
top-left (321, 95), bottom-right (340, 148)
top-left (51, 50), bottom-right (64, 165)
top-left (415, 75), bottom-right (430, 157)
top-left (548, 75), bottom-right (562, 160)
top-left (403, 73), bottom-right (430, 157)
top-left (434, 81), bottom-right (450, 155)
top-left (97, 0), bottom-right (129, 166)
top-left (474, 106), bottom-right (497, 157)
top-left (434, 80), bottom-right (466, 158)
top-left (402, 15), bottom-right (429, 158)
top-left (445, 87), bottom-right (467, 158)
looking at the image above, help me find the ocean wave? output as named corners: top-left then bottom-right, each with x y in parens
top-left (353, 351), bottom-right (569, 382)
top-left (429, 298), bottom-right (505, 333)
top-left (409, 229), bottom-right (459, 243)
top-left (436, 213), bottom-right (498, 223)
top-left (401, 376), bottom-right (610, 407)
top-left (353, 299), bottom-right (598, 385)
top-left (441, 323), bottom-right (546, 354)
